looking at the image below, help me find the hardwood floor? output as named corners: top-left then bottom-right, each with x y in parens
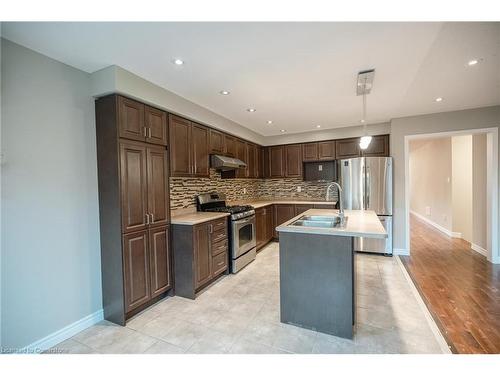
top-left (401, 215), bottom-right (500, 354)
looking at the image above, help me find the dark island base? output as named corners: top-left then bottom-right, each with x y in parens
top-left (279, 232), bottom-right (355, 339)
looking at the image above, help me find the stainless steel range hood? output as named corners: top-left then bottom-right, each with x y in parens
top-left (211, 154), bottom-right (247, 170)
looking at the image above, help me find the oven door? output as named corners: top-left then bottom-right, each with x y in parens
top-left (231, 215), bottom-right (256, 258)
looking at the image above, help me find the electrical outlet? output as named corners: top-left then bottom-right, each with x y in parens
top-left (243, 188), bottom-right (247, 194)
top-left (318, 165), bottom-right (323, 171)
top-left (297, 186), bottom-right (302, 192)
top-left (425, 206), bottom-right (431, 216)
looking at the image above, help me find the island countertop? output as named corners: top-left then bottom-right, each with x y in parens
top-left (276, 209), bottom-right (387, 239)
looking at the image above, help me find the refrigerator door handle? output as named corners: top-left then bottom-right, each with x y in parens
top-left (366, 166), bottom-right (370, 209)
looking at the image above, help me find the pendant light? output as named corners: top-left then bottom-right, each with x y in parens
top-left (356, 69), bottom-right (375, 150)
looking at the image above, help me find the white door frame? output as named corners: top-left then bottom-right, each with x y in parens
top-left (404, 127), bottom-right (499, 264)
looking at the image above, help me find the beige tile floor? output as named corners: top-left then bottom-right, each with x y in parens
top-left (50, 242), bottom-right (445, 354)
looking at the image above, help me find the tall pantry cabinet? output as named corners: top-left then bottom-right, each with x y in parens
top-left (95, 94), bottom-right (172, 325)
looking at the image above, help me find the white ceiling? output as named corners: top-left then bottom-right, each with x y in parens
top-left (2, 22), bottom-right (499, 136)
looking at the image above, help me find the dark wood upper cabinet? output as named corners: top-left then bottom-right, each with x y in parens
top-left (318, 140), bottom-right (336, 160)
top-left (269, 146), bottom-right (285, 178)
top-left (303, 143), bottom-right (319, 161)
top-left (149, 225), bottom-right (171, 298)
top-left (123, 230), bottom-right (150, 313)
top-left (192, 124), bottom-right (209, 177)
top-left (120, 141), bottom-right (148, 233)
top-left (285, 144), bottom-right (303, 177)
top-left (255, 145), bottom-right (262, 178)
top-left (246, 143), bottom-right (256, 178)
top-left (224, 134), bottom-right (236, 157)
top-left (362, 135), bottom-right (390, 157)
top-left (209, 129), bottom-right (225, 154)
top-left (335, 138), bottom-right (362, 159)
top-left (235, 139), bottom-right (247, 178)
top-left (145, 106), bottom-right (168, 146)
top-left (169, 115), bottom-right (192, 176)
top-left (262, 147), bottom-right (270, 178)
top-left (118, 96), bottom-right (145, 142)
top-left (194, 223), bottom-right (212, 289)
top-left (147, 145), bottom-right (169, 227)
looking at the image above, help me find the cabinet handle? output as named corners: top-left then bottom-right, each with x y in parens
top-left (148, 127), bottom-right (152, 138)
top-left (150, 213), bottom-right (154, 223)
top-left (217, 261), bottom-right (224, 266)
top-left (145, 213), bottom-right (150, 225)
top-left (209, 224), bottom-right (213, 233)
top-left (143, 127), bottom-right (147, 137)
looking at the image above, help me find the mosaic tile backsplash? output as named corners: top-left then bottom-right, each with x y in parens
top-left (170, 169), bottom-right (337, 211)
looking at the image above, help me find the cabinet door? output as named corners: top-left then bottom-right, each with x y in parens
top-left (118, 96), bottom-right (145, 142)
top-left (303, 143), bottom-right (319, 161)
top-left (224, 135), bottom-right (236, 157)
top-left (362, 135), bottom-right (390, 157)
top-left (269, 146), bottom-right (285, 178)
top-left (335, 138), bottom-right (361, 159)
top-left (264, 206), bottom-right (274, 242)
top-left (120, 141), bottom-right (148, 233)
top-left (147, 145), bottom-right (169, 227)
top-left (295, 204), bottom-right (313, 215)
top-left (274, 204), bottom-right (295, 238)
top-left (318, 141), bottom-right (336, 160)
top-left (255, 208), bottom-right (266, 249)
top-left (285, 144), bottom-right (303, 177)
top-left (149, 225), bottom-right (172, 298)
top-left (255, 146), bottom-right (262, 178)
top-left (235, 139), bottom-right (247, 178)
top-left (209, 129), bottom-right (224, 154)
top-left (145, 106), bottom-right (168, 146)
top-left (194, 224), bottom-right (212, 289)
top-left (169, 115), bottom-right (192, 176)
top-left (123, 230), bottom-right (150, 312)
top-left (192, 124), bottom-right (210, 177)
top-left (262, 147), bottom-right (271, 178)
top-left (246, 143), bottom-right (256, 178)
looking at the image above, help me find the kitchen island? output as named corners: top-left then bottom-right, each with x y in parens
top-left (276, 209), bottom-right (387, 339)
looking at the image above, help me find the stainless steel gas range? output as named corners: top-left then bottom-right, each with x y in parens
top-left (197, 192), bottom-right (256, 273)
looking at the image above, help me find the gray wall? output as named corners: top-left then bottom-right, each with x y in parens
top-left (390, 106), bottom-right (500, 258)
top-left (1, 39), bottom-right (102, 348)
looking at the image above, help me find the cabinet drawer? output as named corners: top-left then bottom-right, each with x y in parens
top-left (212, 239), bottom-right (228, 256)
top-left (212, 252), bottom-right (228, 276)
top-left (211, 227), bottom-right (228, 243)
top-left (211, 218), bottom-right (227, 232)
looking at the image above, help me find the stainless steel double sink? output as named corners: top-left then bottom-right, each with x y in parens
top-left (291, 215), bottom-right (348, 228)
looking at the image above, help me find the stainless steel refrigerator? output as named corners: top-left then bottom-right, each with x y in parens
top-left (338, 157), bottom-right (393, 255)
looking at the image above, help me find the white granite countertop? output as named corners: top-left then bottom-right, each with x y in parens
top-left (276, 209), bottom-right (387, 239)
top-left (170, 212), bottom-right (229, 225)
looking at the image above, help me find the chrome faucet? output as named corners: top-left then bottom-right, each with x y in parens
top-left (326, 182), bottom-right (344, 221)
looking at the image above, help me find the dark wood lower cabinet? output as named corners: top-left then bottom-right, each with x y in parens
top-left (149, 226), bottom-right (172, 298)
top-left (295, 204), bottom-right (314, 215)
top-left (123, 230), bottom-right (150, 313)
top-left (172, 217), bottom-right (229, 299)
top-left (274, 204), bottom-right (296, 239)
top-left (123, 225), bottom-right (172, 313)
top-left (256, 206), bottom-right (274, 250)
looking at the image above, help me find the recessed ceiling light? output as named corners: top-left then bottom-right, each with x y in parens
top-left (247, 108), bottom-right (256, 113)
top-left (360, 119), bottom-right (366, 123)
top-left (316, 125), bottom-right (321, 128)
top-left (468, 59), bottom-right (479, 66)
top-left (435, 97), bottom-right (443, 102)
top-left (280, 129), bottom-right (286, 133)
top-left (219, 90), bottom-right (230, 95)
top-left (267, 120), bottom-right (273, 125)
top-left (173, 59), bottom-right (184, 65)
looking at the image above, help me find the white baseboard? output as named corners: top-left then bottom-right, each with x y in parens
top-left (471, 243), bottom-right (488, 257)
top-left (20, 309), bottom-right (103, 354)
top-left (393, 248), bottom-right (409, 256)
top-left (410, 211), bottom-right (461, 238)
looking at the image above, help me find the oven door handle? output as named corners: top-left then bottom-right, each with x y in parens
top-left (235, 218), bottom-right (253, 225)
